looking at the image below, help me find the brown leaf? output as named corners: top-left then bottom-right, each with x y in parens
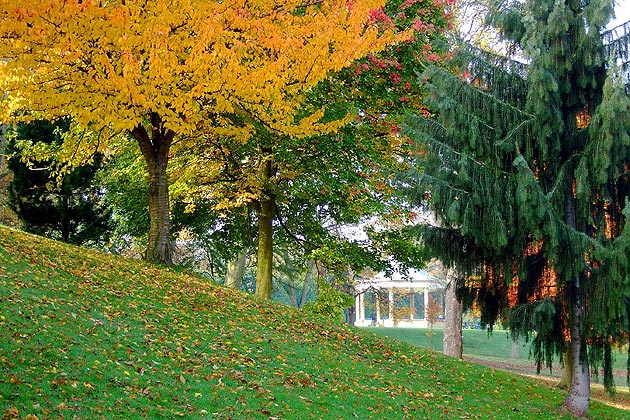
top-left (2, 407), bottom-right (20, 419)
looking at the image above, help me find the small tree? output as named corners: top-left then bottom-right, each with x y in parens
top-left (425, 294), bottom-right (442, 350)
top-left (170, 0), bottom-right (450, 298)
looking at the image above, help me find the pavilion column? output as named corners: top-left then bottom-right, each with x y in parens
top-left (375, 290), bottom-right (381, 326)
top-left (355, 293), bottom-right (362, 324)
top-left (409, 288), bottom-right (415, 320)
top-left (357, 292), bottom-right (367, 324)
top-left (424, 287), bottom-right (429, 320)
top-left (360, 293), bottom-right (366, 322)
top-left (388, 287), bottom-right (394, 321)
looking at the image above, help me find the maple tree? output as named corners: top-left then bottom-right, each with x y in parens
top-left (174, 0), bottom-right (450, 299)
top-left (0, 0), bottom-right (411, 265)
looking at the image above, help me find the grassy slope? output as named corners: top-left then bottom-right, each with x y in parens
top-left (368, 327), bottom-right (630, 411)
top-left (0, 227), bottom-right (627, 419)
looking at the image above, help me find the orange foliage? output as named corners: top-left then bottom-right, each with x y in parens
top-left (576, 106), bottom-right (591, 129)
top-left (506, 240), bottom-right (558, 308)
top-left (0, 0), bottom-right (411, 143)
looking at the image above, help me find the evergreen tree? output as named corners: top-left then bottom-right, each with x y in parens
top-left (404, 0), bottom-right (630, 416)
top-left (7, 120), bottom-right (112, 246)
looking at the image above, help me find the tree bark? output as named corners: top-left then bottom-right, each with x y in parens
top-left (443, 269), bottom-right (463, 358)
top-left (287, 282), bottom-right (298, 307)
top-left (558, 348), bottom-right (572, 390)
top-left (255, 193), bottom-right (274, 299)
top-left (131, 114), bottom-right (174, 265)
top-left (561, 191), bottom-right (589, 416)
top-left (255, 153), bottom-right (275, 299)
top-left (225, 250), bottom-right (248, 290)
top-left (562, 282), bottom-right (590, 417)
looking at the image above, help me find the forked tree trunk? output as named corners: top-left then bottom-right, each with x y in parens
top-left (443, 269), bottom-right (463, 358)
top-left (131, 115), bottom-right (174, 265)
top-left (562, 283), bottom-right (590, 417)
top-left (225, 250), bottom-right (248, 290)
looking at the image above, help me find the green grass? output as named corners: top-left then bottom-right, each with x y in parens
top-left (368, 327), bottom-right (629, 379)
top-left (1, 226), bottom-right (628, 419)
top-left (366, 327), bottom-right (529, 358)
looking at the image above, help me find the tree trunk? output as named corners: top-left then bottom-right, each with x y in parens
top-left (511, 338), bottom-right (520, 360)
top-left (561, 191), bottom-right (589, 416)
top-left (443, 269), bottom-right (463, 358)
top-left (298, 261), bottom-right (314, 309)
top-left (287, 282), bottom-right (298, 307)
top-left (225, 250), bottom-right (248, 290)
top-left (562, 282), bottom-right (590, 417)
top-left (131, 115), bottom-right (174, 265)
top-left (255, 193), bottom-right (274, 299)
top-left (558, 348), bottom-right (573, 390)
top-left (255, 152), bottom-right (276, 300)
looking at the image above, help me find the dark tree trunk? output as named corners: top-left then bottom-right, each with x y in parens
top-left (131, 114), bottom-right (174, 266)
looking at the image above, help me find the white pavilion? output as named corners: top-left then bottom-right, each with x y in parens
top-left (354, 268), bottom-right (445, 328)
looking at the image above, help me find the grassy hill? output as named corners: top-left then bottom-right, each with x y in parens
top-left (0, 226), bottom-right (627, 419)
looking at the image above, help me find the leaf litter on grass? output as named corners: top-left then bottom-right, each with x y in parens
top-left (0, 226), bottom-right (627, 419)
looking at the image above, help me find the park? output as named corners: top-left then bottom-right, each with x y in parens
top-left (2, 0), bottom-right (630, 418)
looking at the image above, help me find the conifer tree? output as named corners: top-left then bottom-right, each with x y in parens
top-left (7, 120), bottom-right (112, 245)
top-left (404, 0), bottom-right (630, 416)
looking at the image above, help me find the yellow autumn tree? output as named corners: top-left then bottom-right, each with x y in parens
top-left (0, 0), bottom-right (409, 264)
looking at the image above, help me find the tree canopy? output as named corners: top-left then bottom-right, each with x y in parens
top-left (0, 0), bottom-right (412, 264)
top-left (157, 0), bottom-right (449, 298)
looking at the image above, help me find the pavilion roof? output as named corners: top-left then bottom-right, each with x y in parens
top-left (356, 268), bottom-right (440, 291)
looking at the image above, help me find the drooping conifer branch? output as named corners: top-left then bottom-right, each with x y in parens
top-left (456, 44), bottom-right (529, 107)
